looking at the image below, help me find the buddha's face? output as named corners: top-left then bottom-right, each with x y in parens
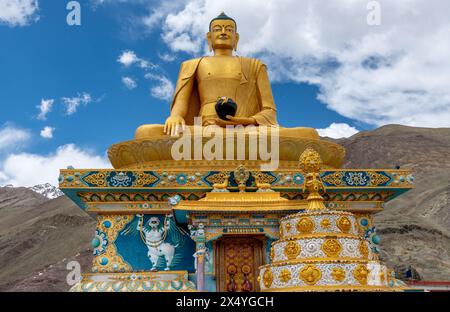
top-left (207, 19), bottom-right (239, 51)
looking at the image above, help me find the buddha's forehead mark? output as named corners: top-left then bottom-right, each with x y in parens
top-left (211, 21), bottom-right (236, 31)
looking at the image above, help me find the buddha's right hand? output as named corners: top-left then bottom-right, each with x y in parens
top-left (164, 115), bottom-right (186, 136)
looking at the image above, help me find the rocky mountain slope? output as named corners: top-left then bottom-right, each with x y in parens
top-left (337, 125), bottom-right (450, 280)
top-left (0, 188), bottom-right (95, 291)
top-left (0, 124), bottom-right (449, 291)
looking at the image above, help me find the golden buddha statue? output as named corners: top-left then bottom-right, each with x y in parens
top-left (108, 13), bottom-right (345, 170)
top-left (135, 12), bottom-right (316, 139)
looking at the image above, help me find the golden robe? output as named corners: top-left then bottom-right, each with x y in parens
top-left (171, 56), bottom-right (278, 126)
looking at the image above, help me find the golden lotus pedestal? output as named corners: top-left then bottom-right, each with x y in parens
top-left (108, 128), bottom-right (345, 170)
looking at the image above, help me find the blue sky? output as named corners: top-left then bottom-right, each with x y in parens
top-left (0, 1), bottom-right (359, 155)
top-left (1, 0), bottom-right (449, 186)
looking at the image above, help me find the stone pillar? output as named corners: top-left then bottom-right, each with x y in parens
top-left (195, 244), bottom-right (206, 291)
top-left (189, 223), bottom-right (206, 291)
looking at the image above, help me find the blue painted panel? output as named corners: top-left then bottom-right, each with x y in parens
top-left (114, 215), bottom-right (195, 272)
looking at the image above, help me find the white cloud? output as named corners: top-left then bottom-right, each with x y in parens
top-left (40, 126), bottom-right (55, 139)
top-left (158, 52), bottom-right (176, 62)
top-left (61, 92), bottom-right (93, 115)
top-left (0, 0), bottom-right (39, 27)
top-left (145, 73), bottom-right (174, 101)
top-left (0, 124), bottom-right (31, 151)
top-left (117, 50), bottom-right (139, 67)
top-left (36, 98), bottom-right (54, 120)
top-left (118, 50), bottom-right (173, 100)
top-left (149, 0), bottom-right (450, 128)
top-left (141, 1), bottom-right (185, 31)
top-left (117, 50), bottom-right (156, 69)
top-left (142, 8), bottom-right (166, 30)
top-left (0, 144), bottom-right (111, 187)
top-left (317, 123), bottom-right (359, 139)
top-left (122, 76), bottom-right (137, 90)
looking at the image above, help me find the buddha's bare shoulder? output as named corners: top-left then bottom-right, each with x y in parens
top-left (237, 56), bottom-right (265, 67)
top-left (181, 57), bottom-right (203, 67)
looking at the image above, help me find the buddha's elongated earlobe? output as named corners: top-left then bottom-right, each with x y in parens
top-left (234, 33), bottom-right (239, 51)
top-left (207, 32), bottom-right (213, 52)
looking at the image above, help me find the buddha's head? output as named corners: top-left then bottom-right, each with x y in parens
top-left (207, 12), bottom-right (239, 52)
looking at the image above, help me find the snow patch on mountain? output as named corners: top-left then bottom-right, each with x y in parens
top-left (28, 183), bottom-right (64, 199)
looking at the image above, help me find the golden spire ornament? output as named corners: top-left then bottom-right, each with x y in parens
top-left (299, 147), bottom-right (327, 210)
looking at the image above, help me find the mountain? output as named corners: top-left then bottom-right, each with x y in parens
top-left (0, 187), bottom-right (95, 291)
top-left (29, 183), bottom-right (64, 199)
top-left (0, 124), bottom-right (449, 291)
top-left (337, 125), bottom-right (450, 280)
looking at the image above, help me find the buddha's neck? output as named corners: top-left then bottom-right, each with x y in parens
top-left (213, 48), bottom-right (233, 56)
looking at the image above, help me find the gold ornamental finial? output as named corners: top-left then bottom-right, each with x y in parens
top-left (233, 164), bottom-right (250, 192)
top-left (299, 147), bottom-right (326, 210)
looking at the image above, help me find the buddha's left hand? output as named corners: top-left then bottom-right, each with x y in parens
top-left (215, 116), bottom-right (256, 126)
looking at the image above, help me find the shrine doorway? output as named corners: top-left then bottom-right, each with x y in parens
top-left (214, 235), bottom-right (266, 292)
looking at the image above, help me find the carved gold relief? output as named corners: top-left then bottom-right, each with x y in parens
top-left (284, 241), bottom-right (301, 260)
top-left (263, 269), bottom-right (274, 288)
top-left (253, 172), bottom-right (277, 184)
top-left (299, 148), bottom-right (322, 173)
top-left (322, 172), bottom-right (343, 186)
top-left (380, 271), bottom-right (385, 283)
top-left (93, 215), bottom-right (133, 273)
top-left (353, 265), bottom-right (369, 285)
top-left (359, 241), bottom-right (369, 259)
top-left (299, 265), bottom-right (322, 286)
top-left (84, 172), bottom-right (107, 187)
top-left (322, 238), bottom-right (342, 257)
top-left (270, 248), bottom-right (275, 262)
top-left (206, 172), bottom-right (229, 184)
top-left (285, 222), bottom-right (292, 232)
top-left (212, 173), bottom-right (229, 191)
top-left (279, 269), bottom-right (292, 283)
top-left (135, 172), bottom-right (158, 186)
top-left (368, 172), bottom-right (390, 186)
top-left (331, 267), bottom-right (346, 282)
top-left (337, 216), bottom-right (352, 233)
top-left (296, 217), bottom-right (315, 234)
top-left (320, 218), bottom-right (331, 229)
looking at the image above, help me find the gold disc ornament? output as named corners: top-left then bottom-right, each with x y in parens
top-left (296, 217), bottom-right (315, 234)
top-left (353, 264), bottom-right (369, 285)
top-left (279, 269), bottom-right (292, 283)
top-left (284, 241), bottom-right (301, 260)
top-left (337, 216), bottom-right (352, 233)
top-left (331, 267), bottom-right (346, 282)
top-left (320, 218), bottom-right (331, 229)
top-left (299, 265), bottom-right (322, 285)
top-left (322, 238), bottom-right (342, 257)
